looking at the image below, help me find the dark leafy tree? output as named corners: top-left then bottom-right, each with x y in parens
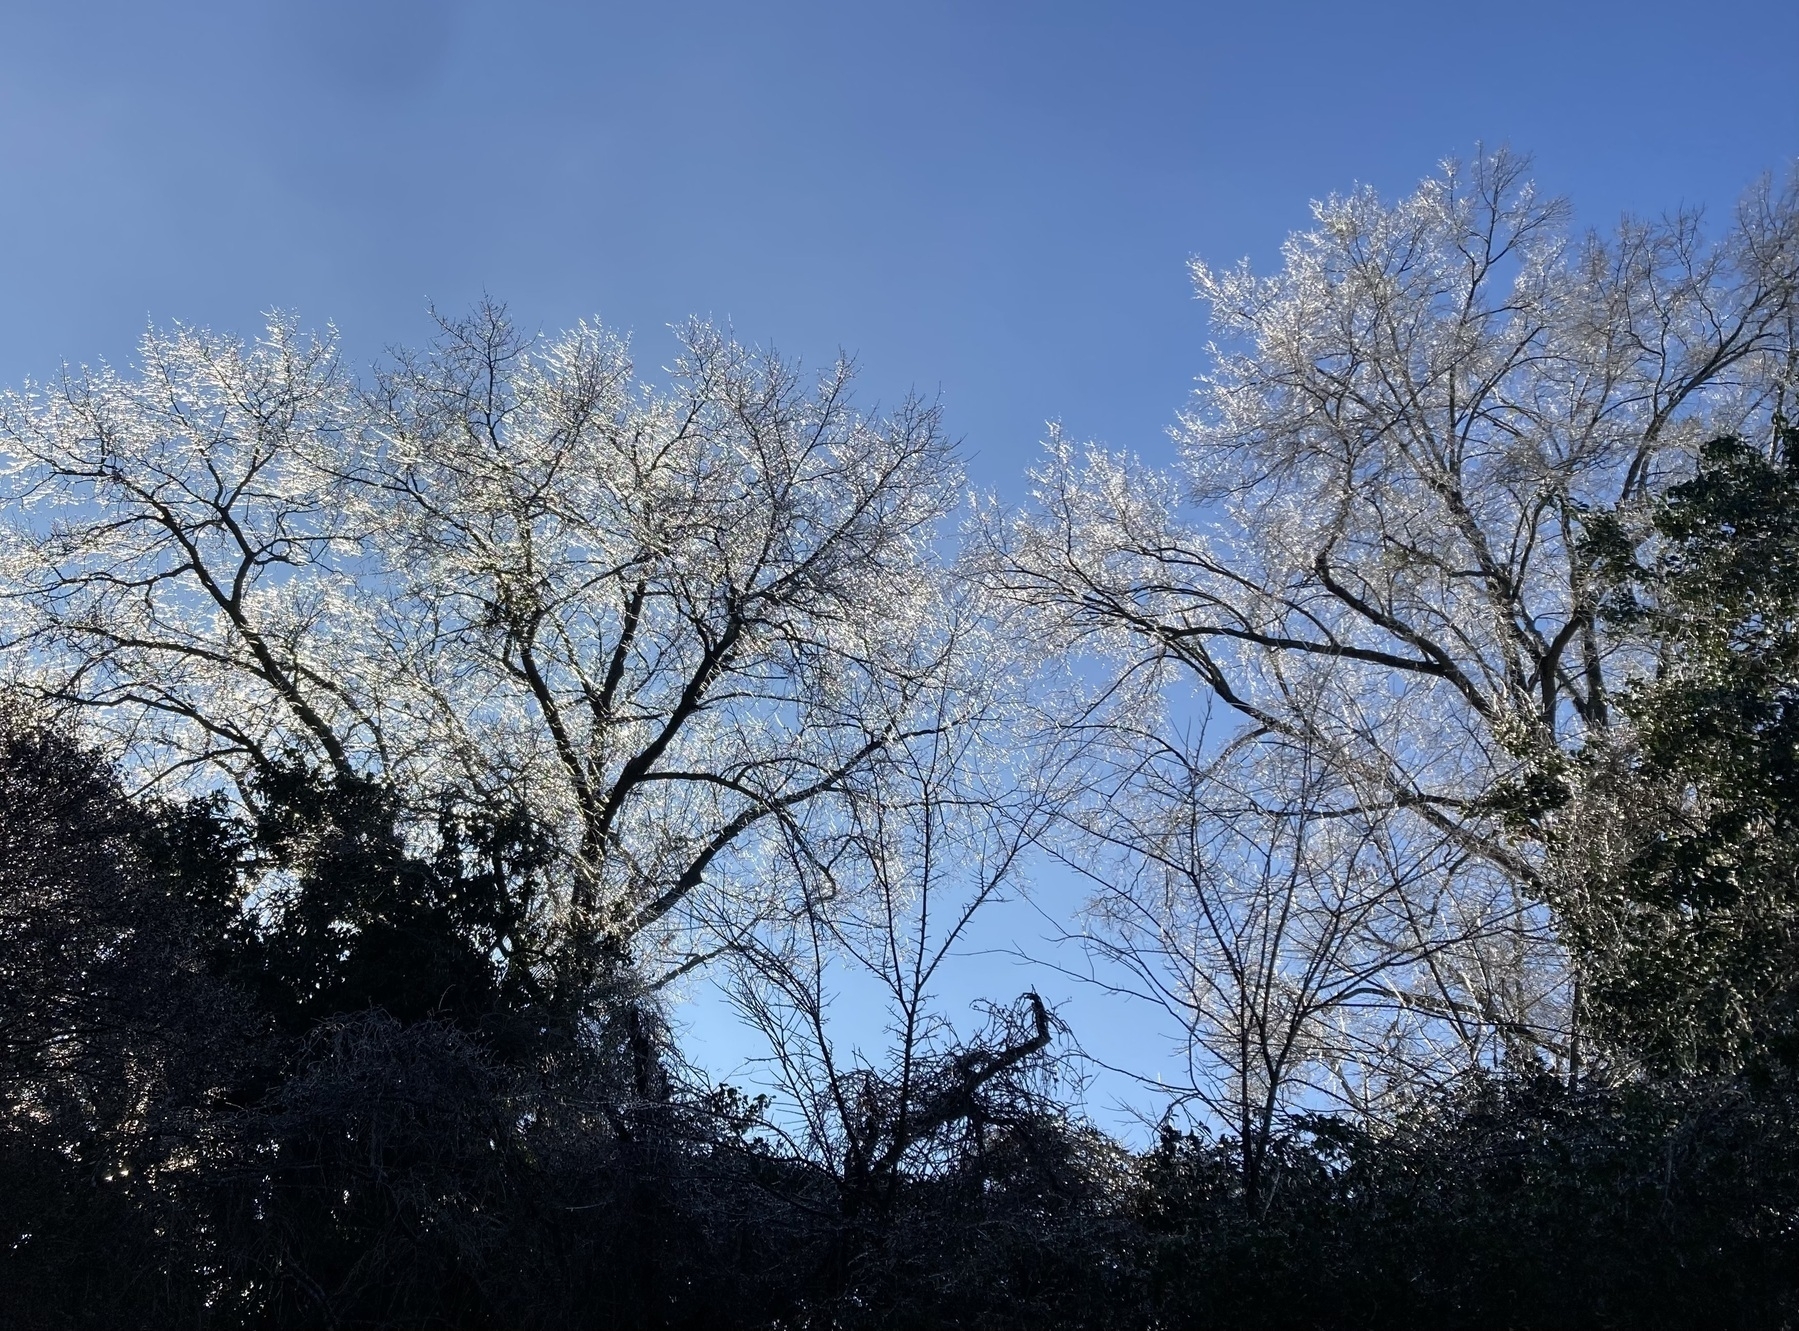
top-left (0, 708), bottom-right (255, 1324)
top-left (1560, 421), bottom-right (1799, 1075)
top-left (237, 763), bottom-right (561, 1047)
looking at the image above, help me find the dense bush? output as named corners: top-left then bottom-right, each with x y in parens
top-left (1142, 1073), bottom-right (1799, 1329)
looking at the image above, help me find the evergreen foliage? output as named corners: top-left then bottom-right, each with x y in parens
top-left (1564, 423), bottom-right (1799, 1075)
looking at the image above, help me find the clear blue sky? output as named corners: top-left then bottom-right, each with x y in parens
top-left (5, 1), bottom-right (1794, 493)
top-left (3, 0), bottom-right (1795, 1122)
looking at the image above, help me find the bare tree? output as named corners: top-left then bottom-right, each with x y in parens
top-left (360, 306), bottom-right (968, 983)
top-left (1061, 728), bottom-right (1555, 1206)
top-left (0, 319), bottom-right (379, 788)
top-left (992, 151), bottom-right (1799, 1089)
top-left (722, 578), bottom-right (1068, 1220)
top-left (0, 306), bottom-right (969, 993)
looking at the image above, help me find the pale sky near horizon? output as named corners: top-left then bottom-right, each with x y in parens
top-left (3, 0), bottom-right (1795, 1127)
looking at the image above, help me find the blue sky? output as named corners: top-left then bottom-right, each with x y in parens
top-left (5, 1), bottom-right (1794, 494)
top-left (3, 0), bottom-right (1795, 1124)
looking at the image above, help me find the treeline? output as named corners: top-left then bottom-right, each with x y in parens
top-left (4, 715), bottom-right (1796, 1327)
top-left (4, 151), bottom-right (1799, 1326)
